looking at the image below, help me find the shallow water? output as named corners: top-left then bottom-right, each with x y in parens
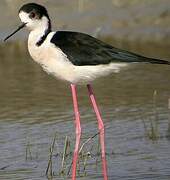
top-left (0, 41), bottom-right (170, 180)
top-left (1, 0), bottom-right (170, 180)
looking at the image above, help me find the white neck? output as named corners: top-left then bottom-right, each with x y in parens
top-left (28, 16), bottom-right (51, 46)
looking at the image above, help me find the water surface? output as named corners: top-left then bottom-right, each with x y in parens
top-left (0, 40), bottom-right (170, 180)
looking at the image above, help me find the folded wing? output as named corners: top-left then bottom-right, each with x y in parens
top-left (51, 31), bottom-right (170, 66)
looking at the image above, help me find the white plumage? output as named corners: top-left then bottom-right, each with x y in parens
top-left (29, 31), bottom-right (127, 84)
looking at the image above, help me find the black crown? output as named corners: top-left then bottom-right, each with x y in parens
top-left (19, 3), bottom-right (49, 19)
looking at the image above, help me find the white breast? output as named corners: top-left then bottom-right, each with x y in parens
top-left (28, 32), bottom-right (77, 82)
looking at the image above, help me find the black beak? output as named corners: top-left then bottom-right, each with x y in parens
top-left (4, 23), bottom-right (27, 42)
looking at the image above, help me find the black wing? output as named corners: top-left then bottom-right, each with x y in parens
top-left (51, 31), bottom-right (170, 66)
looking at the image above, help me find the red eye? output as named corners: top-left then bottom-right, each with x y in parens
top-left (29, 12), bottom-right (36, 18)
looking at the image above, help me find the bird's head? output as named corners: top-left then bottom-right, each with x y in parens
top-left (4, 3), bottom-right (51, 41)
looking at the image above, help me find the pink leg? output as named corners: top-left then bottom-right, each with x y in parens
top-left (87, 84), bottom-right (108, 180)
top-left (70, 84), bottom-right (82, 180)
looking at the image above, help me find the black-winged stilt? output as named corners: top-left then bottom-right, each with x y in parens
top-left (4, 3), bottom-right (170, 180)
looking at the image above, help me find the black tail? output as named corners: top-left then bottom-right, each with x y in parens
top-left (110, 48), bottom-right (170, 65)
top-left (140, 56), bottom-right (170, 65)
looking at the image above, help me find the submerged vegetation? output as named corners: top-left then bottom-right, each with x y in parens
top-left (24, 130), bottom-right (102, 179)
top-left (141, 90), bottom-right (170, 141)
top-left (45, 131), bottom-right (100, 179)
top-left (142, 90), bottom-right (160, 141)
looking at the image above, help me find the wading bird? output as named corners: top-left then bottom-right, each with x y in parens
top-left (4, 3), bottom-right (170, 180)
